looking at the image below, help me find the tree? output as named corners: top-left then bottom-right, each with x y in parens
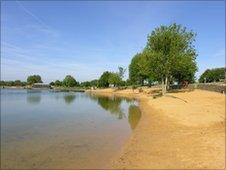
top-left (146, 23), bottom-right (197, 94)
top-left (199, 67), bottom-right (225, 83)
top-left (54, 80), bottom-right (62, 86)
top-left (108, 73), bottom-right (122, 87)
top-left (99, 71), bottom-right (111, 87)
top-left (0, 80), bottom-right (27, 86)
top-left (129, 53), bottom-right (140, 84)
top-left (62, 75), bottom-right (77, 87)
top-left (80, 81), bottom-right (91, 87)
top-left (99, 71), bottom-right (123, 87)
top-left (80, 79), bottom-right (99, 88)
top-left (27, 75), bottom-right (42, 85)
top-left (49, 82), bottom-right (55, 86)
top-left (129, 52), bottom-right (151, 85)
top-left (14, 80), bottom-right (22, 86)
top-left (90, 79), bottom-right (99, 87)
top-left (172, 54), bottom-right (197, 84)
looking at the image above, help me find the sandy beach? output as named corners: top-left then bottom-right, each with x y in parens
top-left (88, 88), bottom-right (225, 169)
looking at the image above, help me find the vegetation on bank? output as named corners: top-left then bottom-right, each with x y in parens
top-left (27, 75), bottom-right (42, 85)
top-left (0, 80), bottom-right (27, 87)
top-left (199, 68), bottom-right (225, 83)
top-left (1, 23), bottom-right (225, 92)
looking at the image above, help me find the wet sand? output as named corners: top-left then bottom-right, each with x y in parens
top-left (88, 88), bottom-right (225, 169)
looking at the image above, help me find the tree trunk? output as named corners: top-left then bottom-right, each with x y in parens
top-left (161, 77), bottom-right (165, 95)
top-left (162, 77), bottom-right (168, 95)
top-left (165, 76), bottom-right (168, 91)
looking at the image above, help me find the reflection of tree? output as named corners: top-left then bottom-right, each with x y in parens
top-left (98, 96), bottom-right (124, 119)
top-left (89, 94), bottom-right (126, 119)
top-left (64, 94), bottom-right (76, 104)
top-left (124, 97), bottom-right (136, 104)
top-left (128, 105), bottom-right (141, 130)
top-left (27, 94), bottom-right (41, 104)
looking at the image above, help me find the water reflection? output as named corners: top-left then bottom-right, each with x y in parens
top-left (64, 94), bottom-right (76, 104)
top-left (97, 96), bottom-right (124, 119)
top-left (26, 91), bottom-right (41, 104)
top-left (2, 89), bottom-right (142, 169)
top-left (128, 105), bottom-right (142, 129)
top-left (88, 94), bottom-right (141, 126)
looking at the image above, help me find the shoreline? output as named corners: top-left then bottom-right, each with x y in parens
top-left (0, 86), bottom-right (85, 92)
top-left (87, 88), bottom-right (225, 169)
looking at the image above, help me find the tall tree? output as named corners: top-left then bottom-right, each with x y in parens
top-left (108, 72), bottom-right (122, 87)
top-left (99, 71), bottom-right (111, 87)
top-left (62, 75), bottom-right (77, 87)
top-left (146, 23), bottom-right (197, 94)
top-left (90, 79), bottom-right (99, 87)
top-left (54, 80), bottom-right (62, 86)
top-left (27, 75), bottom-right (43, 85)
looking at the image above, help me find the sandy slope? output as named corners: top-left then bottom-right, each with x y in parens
top-left (88, 88), bottom-right (225, 169)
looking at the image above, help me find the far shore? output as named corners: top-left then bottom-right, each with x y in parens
top-left (0, 86), bottom-right (85, 92)
top-left (87, 88), bottom-right (225, 169)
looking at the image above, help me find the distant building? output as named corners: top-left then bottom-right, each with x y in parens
top-left (32, 83), bottom-right (50, 88)
top-left (109, 84), bottom-right (115, 88)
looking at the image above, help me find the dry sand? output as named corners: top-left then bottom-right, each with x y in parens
top-left (88, 88), bottom-right (225, 169)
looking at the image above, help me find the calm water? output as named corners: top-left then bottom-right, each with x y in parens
top-left (1, 88), bottom-right (141, 169)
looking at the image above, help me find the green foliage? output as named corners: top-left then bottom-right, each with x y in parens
top-left (129, 52), bottom-right (152, 85)
top-left (98, 71), bottom-right (111, 87)
top-left (80, 79), bottom-right (99, 88)
top-left (49, 82), bottom-right (55, 86)
top-left (62, 75), bottom-right (77, 87)
top-left (90, 79), bottom-right (98, 87)
top-left (172, 54), bottom-right (197, 83)
top-left (80, 81), bottom-right (91, 87)
top-left (146, 23), bottom-right (197, 83)
top-left (27, 75), bottom-right (42, 85)
top-left (125, 79), bottom-right (133, 86)
top-left (54, 80), bottom-right (62, 86)
top-left (129, 53), bottom-right (141, 84)
top-left (129, 23), bottom-right (197, 93)
top-left (108, 73), bottom-right (121, 86)
top-left (14, 80), bottom-right (22, 86)
top-left (0, 80), bottom-right (27, 86)
top-left (199, 67), bottom-right (225, 83)
top-left (98, 71), bottom-right (123, 87)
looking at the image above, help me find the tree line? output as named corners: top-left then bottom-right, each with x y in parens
top-left (199, 67), bottom-right (225, 83)
top-left (1, 67), bottom-right (224, 89)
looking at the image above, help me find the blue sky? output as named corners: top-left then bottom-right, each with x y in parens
top-left (1, 1), bottom-right (225, 83)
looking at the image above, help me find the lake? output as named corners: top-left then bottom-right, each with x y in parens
top-left (0, 88), bottom-right (141, 169)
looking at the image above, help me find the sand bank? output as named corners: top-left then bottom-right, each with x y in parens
top-left (88, 88), bottom-right (225, 169)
